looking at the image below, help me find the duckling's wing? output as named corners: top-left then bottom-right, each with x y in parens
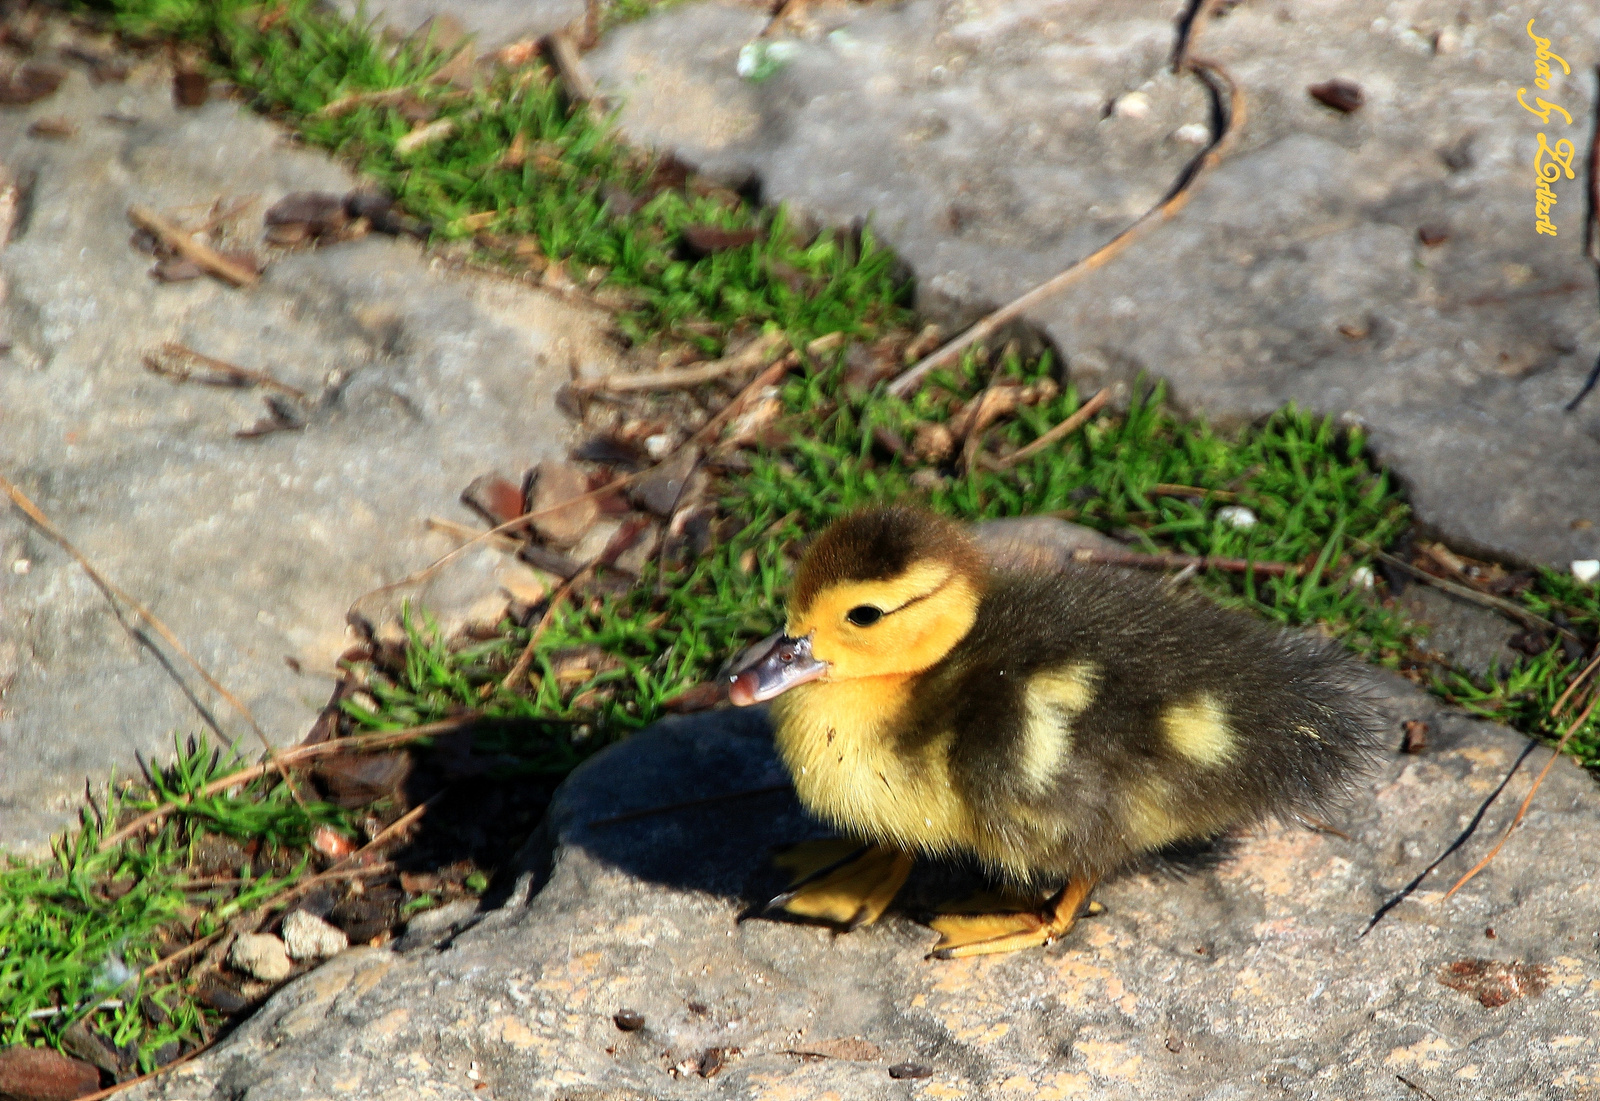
top-left (932, 568), bottom-right (1385, 881)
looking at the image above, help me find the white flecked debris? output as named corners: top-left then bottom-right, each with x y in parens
top-left (282, 910), bottom-right (350, 962)
top-left (229, 934), bottom-right (293, 982)
top-left (1572, 560), bottom-right (1600, 583)
top-left (1113, 91), bottom-right (1151, 119)
top-left (1171, 122), bottom-right (1210, 144)
top-left (1349, 565), bottom-right (1375, 589)
top-left (1216, 505), bottom-right (1257, 530)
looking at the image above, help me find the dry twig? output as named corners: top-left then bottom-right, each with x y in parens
top-left (544, 31), bottom-right (599, 109)
top-left (1357, 541), bottom-right (1576, 641)
top-left (887, 57), bottom-right (1244, 397)
top-left (424, 516), bottom-right (525, 553)
top-left (570, 332), bottom-right (785, 393)
top-left (146, 342), bottom-right (307, 400)
top-left (1443, 686), bottom-right (1600, 899)
top-left (982, 388), bottom-right (1110, 471)
top-left (502, 567), bottom-right (588, 690)
top-left (0, 472), bottom-right (280, 770)
top-left (97, 716), bottom-right (481, 851)
top-left (127, 204), bottom-right (259, 287)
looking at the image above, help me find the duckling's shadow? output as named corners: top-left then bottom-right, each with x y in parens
top-left (549, 708), bottom-right (1223, 919)
top-left (550, 708), bottom-right (1001, 916)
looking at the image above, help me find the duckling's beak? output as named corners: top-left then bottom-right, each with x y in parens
top-left (727, 632), bottom-right (829, 706)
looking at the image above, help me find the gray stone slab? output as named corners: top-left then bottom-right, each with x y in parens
top-left (127, 675), bottom-right (1600, 1100)
top-left (586, 0), bottom-right (1600, 570)
top-left (0, 60), bottom-right (617, 851)
top-left (330, 0), bottom-right (586, 51)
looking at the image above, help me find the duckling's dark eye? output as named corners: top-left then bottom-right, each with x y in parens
top-left (846, 605), bottom-right (884, 627)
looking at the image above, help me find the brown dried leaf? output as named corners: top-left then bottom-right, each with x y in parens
top-left (1438, 959), bottom-right (1549, 1008)
top-left (174, 68), bottom-right (209, 107)
top-left (0, 63), bottom-right (65, 105)
top-left (461, 473), bottom-right (526, 527)
top-left (313, 752), bottom-right (413, 807)
top-left (680, 224), bottom-right (761, 256)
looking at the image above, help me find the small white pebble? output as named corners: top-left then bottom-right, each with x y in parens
top-left (1172, 122), bottom-right (1210, 145)
top-left (1113, 91), bottom-right (1151, 119)
top-left (10, 559), bottom-right (29, 575)
top-left (466, 1063), bottom-right (480, 1082)
top-left (282, 909), bottom-right (349, 961)
top-left (229, 933), bottom-right (293, 982)
top-left (1217, 505), bottom-right (1258, 530)
top-left (643, 433), bottom-right (673, 461)
top-left (1572, 560), bottom-right (1600, 583)
top-left (1349, 565), bottom-right (1375, 590)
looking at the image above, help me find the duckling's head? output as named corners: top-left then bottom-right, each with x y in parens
top-left (729, 507), bottom-right (987, 705)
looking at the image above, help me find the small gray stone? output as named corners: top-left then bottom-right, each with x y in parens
top-left (281, 910), bottom-right (349, 962)
top-left (228, 934), bottom-right (292, 983)
top-left (394, 897), bottom-right (481, 952)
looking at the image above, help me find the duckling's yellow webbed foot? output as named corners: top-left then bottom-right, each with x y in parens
top-left (927, 876), bottom-right (1101, 959)
top-left (766, 839), bottom-right (914, 931)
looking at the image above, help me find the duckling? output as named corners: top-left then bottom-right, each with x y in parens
top-left (729, 506), bottom-right (1384, 958)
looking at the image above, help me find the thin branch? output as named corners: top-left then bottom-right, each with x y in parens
top-left (1355, 540), bottom-right (1576, 641)
top-left (570, 332), bottom-right (784, 393)
top-left (147, 342), bottom-right (307, 401)
top-left (687, 353), bottom-right (797, 448)
top-left (0, 472), bottom-right (281, 770)
top-left (1443, 687), bottom-right (1599, 899)
top-left (97, 716), bottom-right (480, 851)
top-left (887, 58), bottom-right (1244, 398)
top-left (544, 31), bottom-right (599, 109)
top-left (1362, 738), bottom-right (1539, 936)
top-left (1552, 649), bottom-right (1600, 717)
top-left (424, 515), bottom-right (526, 554)
top-left (502, 567), bottom-right (587, 690)
top-left (127, 204), bottom-right (259, 287)
top-left (982, 387), bottom-right (1110, 471)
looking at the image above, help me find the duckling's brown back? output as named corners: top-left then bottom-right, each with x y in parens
top-left (907, 565), bottom-right (1386, 884)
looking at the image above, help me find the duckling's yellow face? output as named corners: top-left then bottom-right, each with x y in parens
top-left (728, 507), bottom-right (987, 704)
top-left (786, 561), bottom-right (981, 681)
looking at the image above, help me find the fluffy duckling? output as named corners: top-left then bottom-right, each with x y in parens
top-left (729, 506), bottom-right (1383, 957)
